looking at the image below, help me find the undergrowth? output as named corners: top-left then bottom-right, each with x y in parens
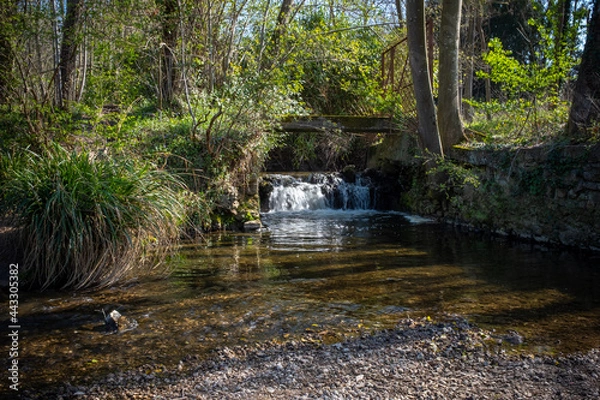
top-left (0, 144), bottom-right (185, 290)
top-left (463, 100), bottom-right (575, 148)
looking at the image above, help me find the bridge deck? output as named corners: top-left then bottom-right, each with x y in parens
top-left (279, 115), bottom-right (401, 134)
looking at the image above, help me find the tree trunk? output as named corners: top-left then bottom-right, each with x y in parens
top-left (462, 2), bottom-right (476, 122)
top-left (567, 0), bottom-right (600, 138)
top-left (262, 0), bottom-right (294, 71)
top-left (555, 0), bottom-right (573, 57)
top-left (437, 0), bottom-right (463, 152)
top-left (555, 0), bottom-right (567, 48)
top-left (159, 0), bottom-right (179, 109)
top-left (406, 0), bottom-right (443, 156)
top-left (50, 0), bottom-right (62, 106)
top-left (554, 0), bottom-right (573, 95)
top-left (59, 0), bottom-right (84, 108)
top-left (273, 0), bottom-right (293, 49)
top-left (478, 11), bottom-right (491, 105)
top-left (426, 16), bottom-right (434, 84)
top-left (395, 0), bottom-right (404, 28)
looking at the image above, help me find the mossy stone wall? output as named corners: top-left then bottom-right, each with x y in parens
top-left (404, 144), bottom-right (600, 251)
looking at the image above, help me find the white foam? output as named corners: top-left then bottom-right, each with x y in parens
top-left (401, 213), bottom-right (435, 224)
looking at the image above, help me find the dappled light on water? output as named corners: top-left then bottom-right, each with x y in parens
top-left (8, 210), bottom-right (600, 391)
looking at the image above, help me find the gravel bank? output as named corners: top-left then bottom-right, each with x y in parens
top-left (23, 316), bottom-right (600, 399)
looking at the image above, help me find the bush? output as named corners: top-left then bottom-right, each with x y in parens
top-left (0, 144), bottom-right (185, 290)
top-left (465, 100), bottom-right (571, 147)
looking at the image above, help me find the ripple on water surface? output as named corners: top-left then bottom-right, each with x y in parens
top-left (10, 210), bottom-right (600, 391)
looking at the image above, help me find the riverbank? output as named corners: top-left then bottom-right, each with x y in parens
top-left (370, 142), bottom-right (600, 252)
top-left (21, 316), bottom-right (599, 399)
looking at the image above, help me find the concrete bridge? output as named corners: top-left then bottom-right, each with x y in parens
top-left (279, 115), bottom-right (403, 134)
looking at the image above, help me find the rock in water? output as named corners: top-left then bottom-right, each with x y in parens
top-left (102, 309), bottom-right (137, 334)
top-left (243, 220), bottom-right (262, 232)
top-left (103, 309), bottom-right (120, 334)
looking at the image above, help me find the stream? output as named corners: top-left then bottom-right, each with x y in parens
top-left (4, 173), bottom-right (600, 391)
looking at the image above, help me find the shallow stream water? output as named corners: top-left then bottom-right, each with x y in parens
top-left (3, 175), bottom-right (600, 392)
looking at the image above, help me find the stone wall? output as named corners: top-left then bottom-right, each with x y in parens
top-left (403, 143), bottom-right (600, 251)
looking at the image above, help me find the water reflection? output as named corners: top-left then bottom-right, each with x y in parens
top-left (5, 210), bottom-right (600, 392)
top-left (174, 209), bottom-right (599, 353)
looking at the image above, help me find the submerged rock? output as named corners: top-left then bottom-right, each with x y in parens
top-left (504, 330), bottom-right (525, 345)
top-left (243, 220), bottom-right (262, 232)
top-left (102, 309), bottom-right (138, 334)
top-left (102, 309), bottom-right (119, 334)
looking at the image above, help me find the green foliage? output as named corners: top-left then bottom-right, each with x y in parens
top-left (480, 1), bottom-right (586, 101)
top-left (134, 75), bottom-right (301, 183)
top-left (235, 2), bottom-right (395, 117)
top-left (518, 166), bottom-right (547, 196)
top-left (465, 99), bottom-right (571, 147)
top-left (478, 37), bottom-right (567, 101)
top-left (0, 106), bottom-right (34, 151)
top-left (531, 0), bottom-right (588, 73)
top-left (290, 132), bottom-right (318, 169)
top-left (0, 0), bottom-right (400, 289)
top-left (81, 2), bottom-right (158, 107)
top-left (0, 144), bottom-right (185, 290)
top-left (471, 1), bottom-right (590, 147)
top-left (287, 8), bottom-right (391, 115)
top-left (84, 52), bottom-right (146, 107)
top-left (427, 157), bottom-right (481, 200)
top-left (478, 39), bottom-right (529, 98)
top-left (0, 102), bottom-right (85, 150)
top-left (282, 127), bottom-right (356, 171)
top-left (179, 189), bottom-right (215, 236)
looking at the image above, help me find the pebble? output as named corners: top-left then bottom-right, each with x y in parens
top-left (20, 316), bottom-right (600, 400)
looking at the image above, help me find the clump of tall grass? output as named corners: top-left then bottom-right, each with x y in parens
top-left (0, 144), bottom-right (185, 290)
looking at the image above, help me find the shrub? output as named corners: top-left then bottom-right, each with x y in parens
top-left (465, 100), bottom-right (571, 147)
top-left (0, 144), bottom-right (185, 290)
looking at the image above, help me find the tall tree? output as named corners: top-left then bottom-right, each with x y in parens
top-left (272, 0), bottom-right (294, 52)
top-left (0, 0), bottom-right (16, 105)
top-left (59, 0), bottom-right (84, 107)
top-left (486, 0), bottom-right (537, 62)
top-left (158, 0), bottom-right (179, 108)
top-left (555, 0), bottom-right (573, 55)
top-left (437, 0), bottom-right (463, 152)
top-left (395, 0), bottom-right (405, 27)
top-left (567, 0), bottom-right (600, 138)
top-left (550, 0), bottom-right (577, 96)
top-left (478, 4), bottom-right (492, 104)
top-left (406, 0), bottom-right (443, 155)
top-left (462, 0), bottom-right (477, 121)
top-left (261, 0), bottom-right (295, 71)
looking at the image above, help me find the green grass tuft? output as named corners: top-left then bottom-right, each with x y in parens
top-left (0, 144), bottom-right (185, 290)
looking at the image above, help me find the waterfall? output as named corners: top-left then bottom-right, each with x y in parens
top-left (264, 173), bottom-right (373, 212)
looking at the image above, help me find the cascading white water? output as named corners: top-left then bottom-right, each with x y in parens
top-left (268, 179), bottom-right (329, 211)
top-left (266, 173), bottom-right (372, 212)
top-left (335, 179), bottom-right (371, 210)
